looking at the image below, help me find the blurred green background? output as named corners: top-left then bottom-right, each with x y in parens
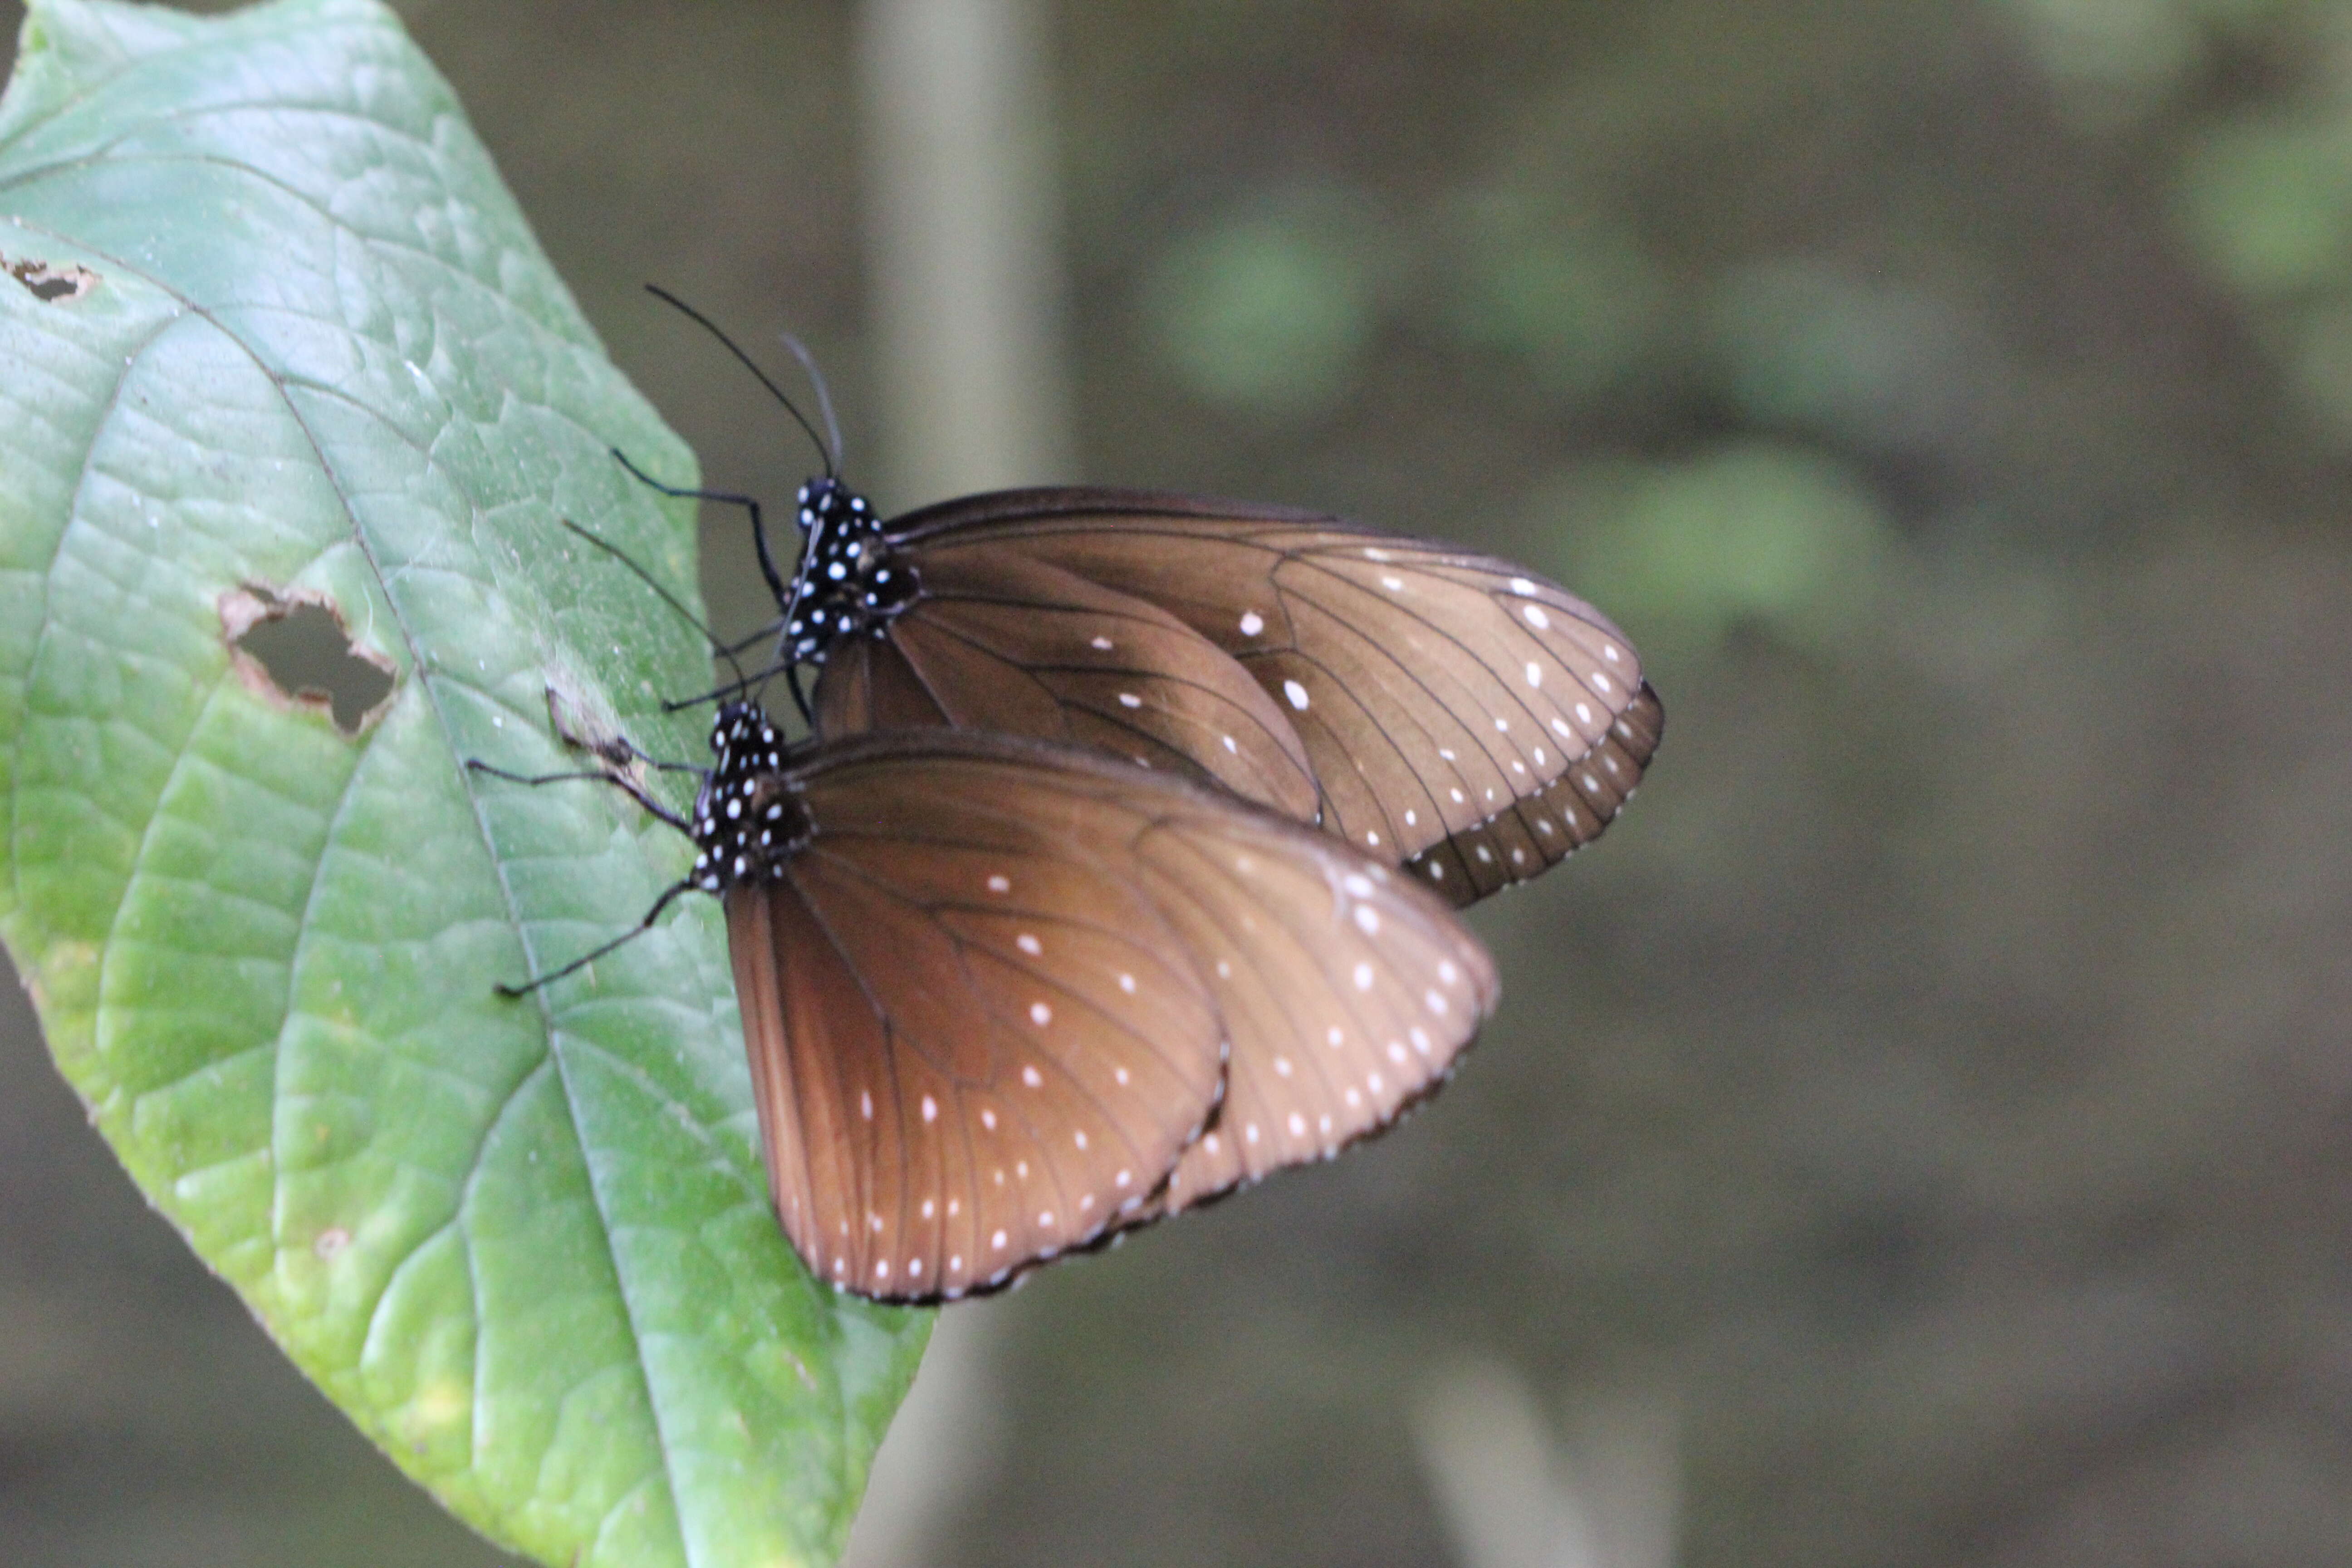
top-left (6, 1), bottom-right (2350, 1564)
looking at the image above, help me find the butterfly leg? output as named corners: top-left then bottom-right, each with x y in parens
top-left (465, 758), bottom-right (694, 834)
top-left (493, 874), bottom-right (701, 997)
top-left (609, 447), bottom-right (792, 607)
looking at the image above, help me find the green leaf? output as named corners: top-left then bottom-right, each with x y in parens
top-left (0, 2), bottom-right (929, 1564)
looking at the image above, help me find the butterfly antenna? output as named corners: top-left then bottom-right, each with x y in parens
top-left (643, 284), bottom-right (835, 478)
top-left (778, 330), bottom-right (843, 478)
top-left (560, 518), bottom-right (751, 695)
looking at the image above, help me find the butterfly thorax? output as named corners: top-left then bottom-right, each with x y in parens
top-left (784, 477), bottom-right (919, 664)
top-left (691, 702), bottom-right (812, 891)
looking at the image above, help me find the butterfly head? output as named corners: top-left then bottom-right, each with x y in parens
top-left (690, 701), bottom-right (808, 891)
top-left (784, 477), bottom-right (919, 663)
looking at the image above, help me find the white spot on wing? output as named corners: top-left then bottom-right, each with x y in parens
top-left (1284, 679), bottom-right (1310, 710)
top-left (1239, 611), bottom-right (1265, 636)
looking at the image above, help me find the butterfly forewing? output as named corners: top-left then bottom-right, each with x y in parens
top-left (733, 757), bottom-right (1229, 1301)
top-left (863, 490), bottom-right (1659, 903)
top-left (727, 732), bottom-right (1498, 1302)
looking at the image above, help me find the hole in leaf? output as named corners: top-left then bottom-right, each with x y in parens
top-left (3, 254), bottom-right (99, 302)
top-left (222, 585), bottom-right (396, 735)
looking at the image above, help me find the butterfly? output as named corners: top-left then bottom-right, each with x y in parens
top-left (628, 289), bottom-right (1664, 910)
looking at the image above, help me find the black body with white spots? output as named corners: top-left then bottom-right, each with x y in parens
top-left (781, 478), bottom-right (920, 664)
top-left (689, 702), bottom-right (811, 890)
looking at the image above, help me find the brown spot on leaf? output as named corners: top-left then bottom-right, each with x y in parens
top-left (221, 584), bottom-right (396, 735)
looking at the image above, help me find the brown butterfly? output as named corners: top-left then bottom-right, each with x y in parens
top-left (480, 699), bottom-right (1497, 1303)
top-left (628, 289), bottom-right (1664, 910)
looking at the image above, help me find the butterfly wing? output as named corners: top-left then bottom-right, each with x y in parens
top-left (1128, 811), bottom-right (1500, 1213)
top-left (732, 732), bottom-right (1495, 1303)
top-left (812, 544), bottom-right (1320, 819)
top-left (883, 489), bottom-right (1661, 905)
